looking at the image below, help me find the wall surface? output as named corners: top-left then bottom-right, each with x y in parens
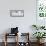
top-left (0, 0), bottom-right (36, 42)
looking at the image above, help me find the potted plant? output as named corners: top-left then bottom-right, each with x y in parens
top-left (32, 25), bottom-right (39, 30)
top-left (33, 32), bottom-right (46, 43)
top-left (32, 24), bottom-right (46, 43)
top-left (40, 26), bottom-right (45, 29)
top-left (32, 24), bottom-right (45, 30)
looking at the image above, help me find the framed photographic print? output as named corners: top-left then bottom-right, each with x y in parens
top-left (37, 0), bottom-right (46, 19)
top-left (36, 0), bottom-right (46, 26)
top-left (10, 10), bottom-right (24, 17)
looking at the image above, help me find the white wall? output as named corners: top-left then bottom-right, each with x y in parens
top-left (0, 0), bottom-right (36, 42)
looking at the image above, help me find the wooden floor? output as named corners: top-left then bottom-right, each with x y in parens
top-left (0, 42), bottom-right (46, 46)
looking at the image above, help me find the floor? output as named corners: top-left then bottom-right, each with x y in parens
top-left (0, 42), bottom-right (46, 46)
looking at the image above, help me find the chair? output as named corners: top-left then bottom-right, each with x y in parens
top-left (4, 33), bottom-right (18, 46)
top-left (4, 27), bottom-right (19, 46)
top-left (18, 33), bottom-right (30, 46)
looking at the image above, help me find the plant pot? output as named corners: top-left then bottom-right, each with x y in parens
top-left (37, 39), bottom-right (40, 43)
top-left (37, 39), bottom-right (45, 44)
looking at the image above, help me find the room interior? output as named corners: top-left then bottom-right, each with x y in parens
top-left (0, 0), bottom-right (46, 46)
